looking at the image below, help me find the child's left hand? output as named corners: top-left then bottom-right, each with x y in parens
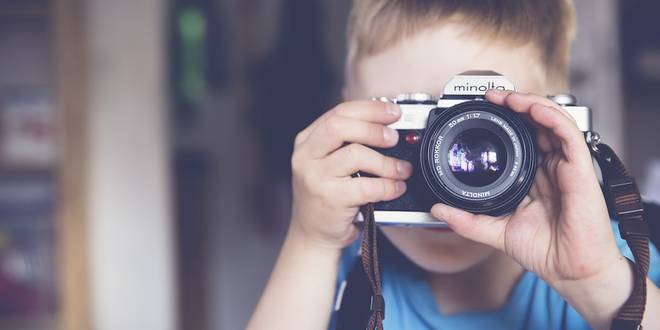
top-left (431, 90), bottom-right (656, 329)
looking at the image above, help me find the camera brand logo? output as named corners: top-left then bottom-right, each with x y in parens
top-left (462, 190), bottom-right (491, 198)
top-left (443, 73), bottom-right (515, 95)
top-left (453, 82), bottom-right (507, 93)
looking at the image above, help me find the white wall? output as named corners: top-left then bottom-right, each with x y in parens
top-left (85, 1), bottom-right (177, 329)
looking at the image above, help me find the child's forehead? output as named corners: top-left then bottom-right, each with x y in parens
top-left (347, 24), bottom-right (547, 100)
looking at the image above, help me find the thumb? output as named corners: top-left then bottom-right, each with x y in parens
top-left (431, 203), bottom-right (507, 251)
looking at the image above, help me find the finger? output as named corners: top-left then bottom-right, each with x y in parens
top-left (295, 101), bottom-right (401, 146)
top-left (334, 100), bottom-right (401, 123)
top-left (528, 103), bottom-right (591, 164)
top-left (300, 115), bottom-right (399, 158)
top-left (536, 128), bottom-right (557, 152)
top-left (333, 177), bottom-right (406, 207)
top-left (487, 91), bottom-right (575, 123)
top-left (323, 143), bottom-right (412, 179)
top-left (431, 203), bottom-right (507, 251)
top-left (485, 90), bottom-right (571, 152)
top-left (484, 89), bottom-right (513, 103)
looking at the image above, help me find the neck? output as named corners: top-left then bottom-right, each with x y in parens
top-left (427, 251), bottom-right (524, 315)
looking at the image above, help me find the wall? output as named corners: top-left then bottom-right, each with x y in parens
top-left (85, 1), bottom-right (177, 329)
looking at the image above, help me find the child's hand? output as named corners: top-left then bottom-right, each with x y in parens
top-left (289, 101), bottom-right (412, 250)
top-left (249, 100), bottom-right (411, 329)
top-left (431, 90), bottom-right (635, 328)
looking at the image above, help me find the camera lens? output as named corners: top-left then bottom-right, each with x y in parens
top-left (448, 128), bottom-right (507, 187)
top-left (420, 101), bottom-right (536, 216)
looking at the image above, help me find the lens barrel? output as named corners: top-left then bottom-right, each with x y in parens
top-left (420, 101), bottom-right (537, 216)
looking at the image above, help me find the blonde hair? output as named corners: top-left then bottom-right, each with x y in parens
top-left (346, 0), bottom-right (576, 87)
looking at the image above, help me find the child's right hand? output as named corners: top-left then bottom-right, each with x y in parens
top-left (288, 100), bottom-right (413, 250)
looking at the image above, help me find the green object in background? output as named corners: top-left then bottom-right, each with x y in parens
top-left (178, 6), bottom-right (207, 106)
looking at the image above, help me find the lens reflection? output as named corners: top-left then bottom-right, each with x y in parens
top-left (448, 128), bottom-right (507, 187)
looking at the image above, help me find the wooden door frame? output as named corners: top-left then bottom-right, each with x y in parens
top-left (53, 0), bottom-right (90, 329)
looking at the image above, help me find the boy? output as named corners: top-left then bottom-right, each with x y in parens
top-left (248, 1), bottom-right (660, 329)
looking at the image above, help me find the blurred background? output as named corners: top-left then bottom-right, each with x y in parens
top-left (0, 0), bottom-right (658, 329)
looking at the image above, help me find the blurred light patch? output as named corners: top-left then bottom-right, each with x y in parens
top-left (638, 48), bottom-right (660, 80)
top-left (178, 6), bottom-right (207, 107)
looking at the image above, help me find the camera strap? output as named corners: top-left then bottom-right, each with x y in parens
top-left (357, 135), bottom-right (651, 330)
top-left (359, 203), bottom-right (385, 330)
top-left (589, 138), bottom-right (651, 330)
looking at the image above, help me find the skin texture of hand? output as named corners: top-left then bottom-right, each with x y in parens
top-left (430, 90), bottom-right (656, 329)
top-left (289, 100), bottom-right (413, 250)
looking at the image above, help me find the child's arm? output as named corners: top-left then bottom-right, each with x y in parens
top-left (245, 229), bottom-right (342, 330)
top-left (432, 90), bottom-right (660, 330)
top-left (247, 101), bottom-right (412, 330)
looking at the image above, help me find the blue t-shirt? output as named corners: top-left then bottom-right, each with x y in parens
top-left (330, 222), bottom-right (660, 329)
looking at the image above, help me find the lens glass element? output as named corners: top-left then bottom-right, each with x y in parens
top-left (447, 128), bottom-right (507, 187)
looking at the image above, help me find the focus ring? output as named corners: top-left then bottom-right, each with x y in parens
top-left (419, 101), bottom-right (537, 216)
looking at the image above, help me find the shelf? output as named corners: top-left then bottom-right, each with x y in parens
top-left (0, 167), bottom-right (54, 178)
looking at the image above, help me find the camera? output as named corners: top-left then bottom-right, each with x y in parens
top-left (355, 71), bottom-right (592, 227)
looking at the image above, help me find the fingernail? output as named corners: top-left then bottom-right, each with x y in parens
top-left (385, 103), bottom-right (401, 116)
top-left (396, 181), bottom-right (406, 193)
top-left (397, 160), bottom-right (412, 176)
top-left (383, 127), bottom-right (398, 142)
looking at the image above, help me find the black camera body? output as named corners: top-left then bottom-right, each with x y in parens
top-left (356, 71), bottom-right (592, 227)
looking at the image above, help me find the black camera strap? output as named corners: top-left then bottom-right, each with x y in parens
top-left (589, 138), bottom-right (651, 330)
top-left (356, 136), bottom-right (651, 330)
